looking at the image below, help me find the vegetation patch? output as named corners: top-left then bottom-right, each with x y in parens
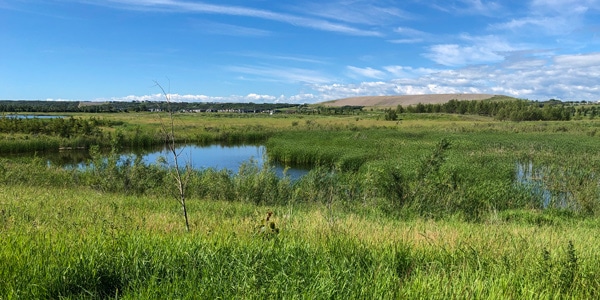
top-left (2, 98), bottom-right (600, 297)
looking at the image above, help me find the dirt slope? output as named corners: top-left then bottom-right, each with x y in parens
top-left (320, 94), bottom-right (498, 107)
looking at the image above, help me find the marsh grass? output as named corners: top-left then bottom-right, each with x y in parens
top-left (2, 185), bottom-right (600, 298)
top-left (4, 111), bottom-right (600, 297)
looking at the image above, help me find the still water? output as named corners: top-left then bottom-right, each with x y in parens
top-left (142, 144), bottom-right (308, 178)
top-left (3, 114), bottom-right (64, 119)
top-left (37, 144), bottom-right (308, 179)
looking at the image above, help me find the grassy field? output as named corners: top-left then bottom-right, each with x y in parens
top-left (2, 184), bottom-right (600, 299)
top-left (2, 110), bottom-right (600, 298)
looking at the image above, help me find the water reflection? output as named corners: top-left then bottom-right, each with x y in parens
top-left (3, 114), bottom-right (64, 119)
top-left (515, 161), bottom-right (568, 208)
top-left (32, 144), bottom-right (308, 179)
top-left (144, 144), bottom-right (308, 179)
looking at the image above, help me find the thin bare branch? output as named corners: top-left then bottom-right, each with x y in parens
top-left (154, 80), bottom-right (191, 232)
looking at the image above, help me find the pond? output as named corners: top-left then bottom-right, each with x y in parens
top-left (141, 144), bottom-right (309, 179)
top-left (515, 161), bottom-right (569, 209)
top-left (2, 114), bottom-right (65, 119)
top-left (34, 144), bottom-right (309, 179)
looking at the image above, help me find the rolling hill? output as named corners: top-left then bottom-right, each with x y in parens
top-left (319, 93), bottom-right (501, 107)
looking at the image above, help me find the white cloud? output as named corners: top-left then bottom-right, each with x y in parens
top-left (227, 65), bottom-right (334, 84)
top-left (103, 93), bottom-right (281, 103)
top-left (424, 44), bottom-right (504, 66)
top-left (389, 26), bottom-right (432, 44)
top-left (244, 93), bottom-right (277, 102)
top-left (504, 59), bottom-right (547, 70)
top-left (454, 0), bottom-right (503, 16)
top-left (394, 26), bottom-right (430, 37)
top-left (298, 1), bottom-right (412, 26)
top-left (100, 49), bottom-right (600, 103)
top-left (424, 35), bottom-right (518, 66)
top-left (45, 98), bottom-right (78, 101)
top-left (388, 38), bottom-right (424, 44)
top-left (428, 0), bottom-right (504, 16)
top-left (106, 93), bottom-right (214, 102)
top-left (492, 0), bottom-right (600, 35)
top-left (346, 66), bottom-right (386, 79)
top-left (226, 51), bottom-right (327, 64)
top-left (383, 66), bottom-right (440, 78)
top-left (98, 92), bottom-right (320, 104)
top-left (308, 51), bottom-right (600, 101)
top-left (194, 21), bottom-right (271, 37)
top-left (89, 0), bottom-right (382, 36)
top-left (553, 52), bottom-right (600, 68)
top-left (287, 93), bottom-right (319, 103)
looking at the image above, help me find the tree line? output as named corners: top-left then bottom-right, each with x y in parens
top-left (390, 98), bottom-right (600, 121)
top-left (0, 100), bottom-right (301, 113)
top-left (0, 116), bottom-right (117, 138)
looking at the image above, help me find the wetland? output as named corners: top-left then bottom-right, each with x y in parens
top-left (2, 99), bottom-right (600, 298)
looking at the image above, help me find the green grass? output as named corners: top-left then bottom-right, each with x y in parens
top-left (3, 111), bottom-right (600, 298)
top-left (2, 185), bottom-right (600, 298)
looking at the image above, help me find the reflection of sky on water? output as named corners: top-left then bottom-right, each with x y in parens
top-left (144, 145), bottom-right (266, 171)
top-left (143, 145), bottom-right (307, 179)
top-left (3, 114), bottom-right (64, 119)
top-left (515, 161), bottom-right (568, 209)
top-left (3, 143), bottom-right (309, 180)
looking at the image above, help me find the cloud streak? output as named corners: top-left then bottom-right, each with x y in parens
top-left (491, 0), bottom-right (600, 35)
top-left (227, 64), bottom-right (334, 85)
top-left (89, 0), bottom-right (382, 36)
top-left (297, 1), bottom-right (412, 26)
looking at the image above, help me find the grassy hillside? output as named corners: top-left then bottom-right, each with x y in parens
top-left (319, 93), bottom-right (509, 108)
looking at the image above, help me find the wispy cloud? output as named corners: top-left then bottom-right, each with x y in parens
top-left (346, 66), bottom-right (386, 79)
top-left (296, 1), bottom-right (412, 26)
top-left (225, 52), bottom-right (328, 64)
top-left (424, 35), bottom-right (518, 66)
top-left (227, 64), bottom-right (334, 84)
top-left (84, 0), bottom-right (382, 36)
top-left (427, 0), bottom-right (504, 16)
top-left (347, 65), bottom-right (443, 81)
top-left (424, 44), bottom-right (503, 66)
top-left (383, 66), bottom-right (441, 78)
top-left (460, 0), bottom-right (503, 16)
top-left (192, 20), bottom-right (271, 37)
top-left (491, 0), bottom-right (600, 35)
top-left (388, 26), bottom-right (432, 43)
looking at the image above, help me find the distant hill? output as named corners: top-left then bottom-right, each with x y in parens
top-left (319, 94), bottom-right (503, 108)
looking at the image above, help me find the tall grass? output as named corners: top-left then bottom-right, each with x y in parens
top-left (3, 118), bottom-right (600, 221)
top-left (1, 185), bottom-right (600, 298)
top-left (4, 109), bottom-right (600, 297)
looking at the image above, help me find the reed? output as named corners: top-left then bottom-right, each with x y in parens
top-left (4, 111), bottom-right (600, 295)
top-left (1, 184), bottom-right (600, 298)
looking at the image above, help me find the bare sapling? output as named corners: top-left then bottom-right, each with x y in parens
top-left (154, 81), bottom-right (191, 232)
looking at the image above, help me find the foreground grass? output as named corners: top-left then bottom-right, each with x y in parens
top-left (2, 185), bottom-right (600, 299)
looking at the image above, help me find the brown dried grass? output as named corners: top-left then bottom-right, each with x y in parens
top-left (321, 93), bottom-right (498, 108)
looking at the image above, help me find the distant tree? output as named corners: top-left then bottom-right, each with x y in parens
top-left (384, 108), bottom-right (398, 121)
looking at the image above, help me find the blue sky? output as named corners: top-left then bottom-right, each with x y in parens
top-left (2, 0), bottom-right (600, 103)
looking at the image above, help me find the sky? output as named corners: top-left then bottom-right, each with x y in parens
top-left (1, 0), bottom-right (600, 103)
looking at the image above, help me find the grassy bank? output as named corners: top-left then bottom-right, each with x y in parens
top-left (2, 185), bottom-right (600, 299)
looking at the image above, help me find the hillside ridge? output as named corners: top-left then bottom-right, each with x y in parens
top-left (320, 93), bottom-right (500, 107)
